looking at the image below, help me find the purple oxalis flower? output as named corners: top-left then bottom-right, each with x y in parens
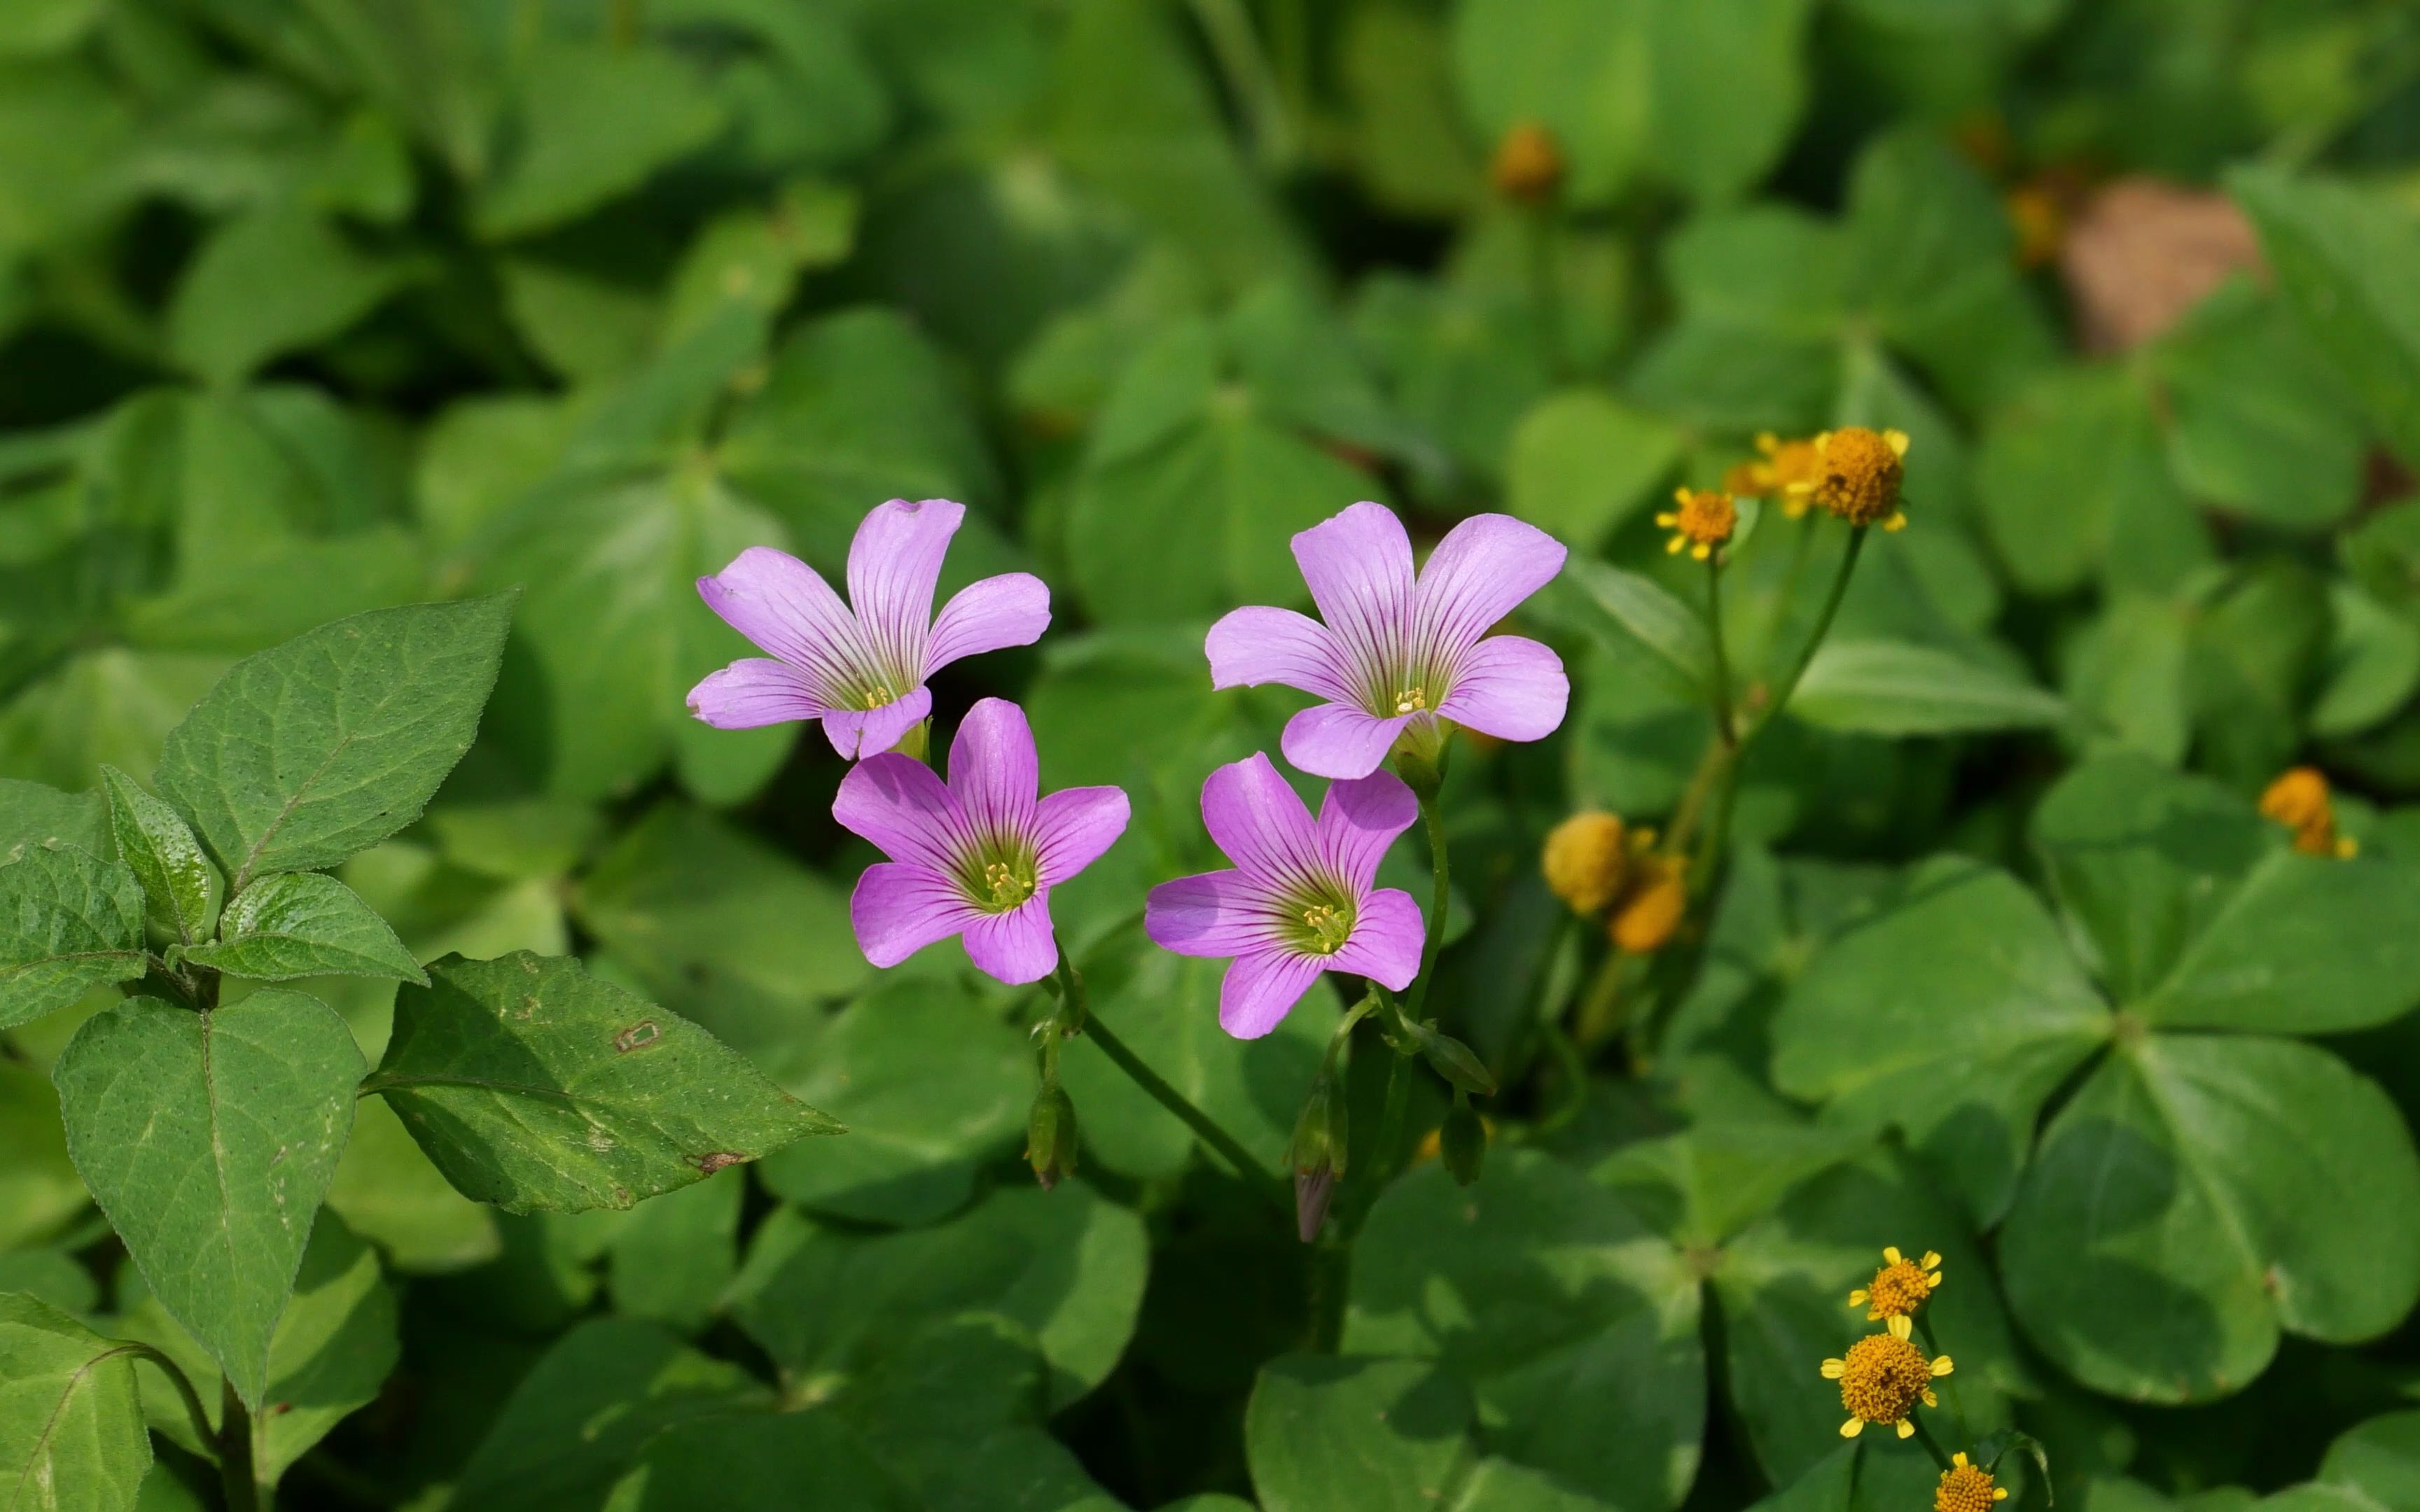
top-left (834, 697), bottom-right (1129, 986)
top-left (688, 498), bottom-right (1050, 758)
top-left (1145, 753), bottom-right (1424, 1039)
top-left (1206, 502), bottom-right (1569, 779)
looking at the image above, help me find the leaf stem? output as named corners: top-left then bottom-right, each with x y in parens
top-left (1058, 953), bottom-right (1285, 1199)
top-left (115, 1342), bottom-right (215, 1452)
top-left (1909, 1413), bottom-right (1956, 1476)
top-left (219, 1377), bottom-right (263, 1512)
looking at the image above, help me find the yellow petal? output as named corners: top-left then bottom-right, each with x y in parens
top-left (1674, 488), bottom-right (1692, 505)
top-left (1952, 1454), bottom-right (1970, 1469)
top-left (1885, 428), bottom-right (1910, 456)
top-left (1840, 1419), bottom-right (1863, 1438)
top-left (1884, 512), bottom-right (1907, 531)
top-left (1756, 431), bottom-right (1779, 452)
top-left (1922, 1389), bottom-right (1939, 1408)
top-left (1994, 1492), bottom-right (2008, 1502)
top-left (1896, 1420), bottom-right (1915, 1440)
top-left (1820, 1359), bottom-right (1846, 1378)
top-left (1931, 1356), bottom-right (1954, 1376)
top-left (1921, 1252), bottom-right (1941, 1270)
top-left (1667, 536), bottom-right (1686, 554)
top-left (1889, 1315), bottom-right (1912, 1340)
top-left (1883, 1247), bottom-right (1903, 1265)
top-left (1692, 542), bottom-right (1711, 560)
top-left (1847, 1289), bottom-right (1868, 1308)
top-left (1656, 512), bottom-right (1678, 527)
top-left (1926, 1273), bottom-right (1944, 1289)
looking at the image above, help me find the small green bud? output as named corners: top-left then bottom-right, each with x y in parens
top-left (1288, 1075), bottom-right (1347, 1243)
top-left (1406, 1018), bottom-right (1496, 1097)
top-left (1440, 1097), bottom-right (1486, 1187)
top-left (1027, 1084), bottom-right (1078, 1191)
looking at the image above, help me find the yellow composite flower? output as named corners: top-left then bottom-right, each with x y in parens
top-left (1656, 488), bottom-right (1737, 561)
top-left (1819, 1332), bottom-right (1952, 1439)
top-left (1847, 1245), bottom-right (1942, 1340)
top-left (1935, 1452), bottom-right (2009, 1512)
top-left (1726, 433), bottom-right (1824, 517)
top-left (1800, 426), bottom-right (1911, 530)
top-left (2259, 766), bottom-right (2358, 859)
top-left (1543, 811), bottom-right (1629, 915)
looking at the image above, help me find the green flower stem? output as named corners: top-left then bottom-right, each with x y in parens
top-left (1055, 953), bottom-right (1284, 1198)
top-left (1403, 792), bottom-right (1451, 1021)
top-left (219, 1377), bottom-right (265, 1512)
top-left (1368, 988), bottom-right (1415, 1191)
top-left (1570, 942), bottom-right (1629, 1051)
top-left (1749, 524), bottom-right (1868, 751)
top-left (1909, 1413), bottom-right (1956, 1476)
top-left (1706, 555), bottom-right (1738, 749)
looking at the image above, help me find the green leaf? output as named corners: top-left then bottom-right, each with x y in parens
top-left (451, 1319), bottom-right (771, 1512)
top-left (1505, 390), bottom-right (1685, 547)
top-left (1245, 1355), bottom-right (1475, 1512)
top-left (115, 1212), bottom-right (398, 1484)
top-left (101, 768), bottom-right (219, 948)
top-left (0, 780), bottom-right (105, 865)
top-left (661, 180), bottom-right (859, 347)
top-left (2151, 281), bottom-right (2365, 529)
top-left (615, 1409), bottom-right (915, 1511)
top-left (366, 951), bottom-right (840, 1214)
top-left (1977, 368), bottom-right (2211, 597)
top-left (2231, 167), bottom-right (2420, 466)
top-left (179, 872), bottom-right (424, 985)
top-left (2322, 1409), bottom-right (2420, 1511)
top-left (1772, 857), bottom-right (2113, 1223)
top-left (606, 1167), bottom-right (743, 1333)
top-left (1788, 638), bottom-right (2067, 736)
top-left (51, 989), bottom-right (364, 1406)
top-left (728, 1184), bottom-right (1148, 1412)
top-left (473, 41), bottom-right (725, 241)
top-left (2313, 582), bottom-right (2420, 738)
top-left (323, 1094), bottom-right (499, 1274)
top-left (570, 803), bottom-right (864, 1050)
top-left (1555, 557), bottom-right (1714, 698)
top-left (166, 206), bottom-right (415, 385)
top-left (153, 594), bottom-right (515, 892)
top-left (0, 845), bottom-right (148, 1032)
top-left (0, 1292), bottom-right (151, 1512)
top-left (0, 1058), bottom-right (85, 1249)
top-left (2001, 1035), bottom-right (2420, 1402)
top-left (756, 978), bottom-right (1028, 1225)
top-left (1344, 1152), bottom-right (1705, 1510)
top-left (2134, 849), bottom-right (2420, 1034)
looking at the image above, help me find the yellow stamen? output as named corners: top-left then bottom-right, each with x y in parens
top-left (1301, 904), bottom-right (1351, 954)
top-left (1825, 1332), bottom-right (1945, 1437)
top-left (1395, 687), bottom-right (1427, 715)
top-left (1809, 426), bottom-right (1912, 528)
top-left (1936, 1451), bottom-right (2010, 1512)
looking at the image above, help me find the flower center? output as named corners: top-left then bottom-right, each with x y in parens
top-left (861, 683), bottom-right (896, 710)
top-left (1300, 904), bottom-right (1352, 954)
top-left (1394, 686), bottom-right (1427, 715)
top-left (1935, 1461), bottom-right (2004, 1512)
top-left (1867, 1259), bottom-right (1932, 1318)
top-left (1837, 1334), bottom-right (1932, 1425)
top-left (956, 836), bottom-right (1040, 915)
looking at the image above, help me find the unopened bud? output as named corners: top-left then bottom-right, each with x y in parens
top-left (1407, 1019), bottom-right (1496, 1098)
top-left (1489, 120), bottom-right (1564, 204)
top-left (1288, 1076), bottom-right (1347, 1243)
top-left (1026, 1084), bottom-right (1078, 1191)
top-left (1440, 1098), bottom-right (1487, 1187)
top-left (1543, 811), bottom-right (1627, 915)
top-left (1611, 855), bottom-right (1688, 954)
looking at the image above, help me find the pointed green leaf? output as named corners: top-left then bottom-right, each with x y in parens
top-left (1788, 639), bottom-right (2067, 737)
top-left (0, 845), bottom-right (148, 1032)
top-left (0, 780), bottom-right (105, 864)
top-left (99, 766), bottom-right (219, 947)
top-left (1246, 1355), bottom-right (1475, 1512)
top-left (153, 594), bottom-right (515, 892)
top-left (0, 1293), bottom-right (151, 1512)
top-left (179, 872), bottom-right (424, 986)
top-left (365, 952), bottom-right (840, 1214)
top-left (2136, 850), bottom-right (2420, 1034)
top-left (51, 990), bottom-right (364, 1406)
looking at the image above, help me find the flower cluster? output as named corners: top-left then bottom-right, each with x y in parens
top-left (1541, 810), bottom-right (1688, 955)
top-left (1725, 426), bottom-right (1913, 531)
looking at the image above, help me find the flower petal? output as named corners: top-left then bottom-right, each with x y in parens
top-left (820, 685), bottom-right (933, 760)
top-left (850, 862), bottom-right (980, 968)
top-left (686, 659), bottom-right (826, 729)
top-left (832, 748), bottom-right (962, 870)
top-left (1330, 886), bottom-right (1424, 990)
top-left (1199, 753), bottom-right (1324, 888)
top-left (947, 696), bottom-right (1040, 836)
top-left (1206, 606), bottom-right (1349, 699)
top-left (1292, 503), bottom-right (1414, 695)
top-left (928, 571), bottom-right (1050, 672)
top-left (697, 546), bottom-right (859, 692)
top-left (1218, 948), bottom-right (1326, 1039)
top-left (847, 498), bottom-right (963, 677)
top-left (962, 893), bottom-right (1059, 984)
top-left (1146, 869), bottom-right (1278, 958)
top-left (1281, 703), bottom-right (1410, 781)
top-left (1316, 770), bottom-right (1420, 892)
top-left (1437, 635), bottom-right (1568, 743)
top-left (1036, 786), bottom-right (1131, 886)
top-left (1414, 513), bottom-right (1566, 658)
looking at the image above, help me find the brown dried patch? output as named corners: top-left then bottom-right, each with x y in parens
top-left (613, 1020), bottom-right (660, 1054)
top-left (2061, 178), bottom-right (2262, 352)
top-left (689, 1152), bottom-right (747, 1175)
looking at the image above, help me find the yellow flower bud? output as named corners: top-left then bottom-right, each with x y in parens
top-left (2260, 766), bottom-right (2358, 858)
top-left (1543, 812), bottom-right (1628, 915)
top-left (1811, 426), bottom-right (1912, 530)
top-left (1489, 121), bottom-right (1565, 204)
top-left (1610, 855), bottom-right (1687, 953)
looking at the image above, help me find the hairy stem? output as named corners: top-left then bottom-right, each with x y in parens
top-left (116, 1343), bottom-right (214, 1452)
top-left (218, 1378), bottom-right (263, 1512)
top-left (1061, 955), bottom-right (1283, 1198)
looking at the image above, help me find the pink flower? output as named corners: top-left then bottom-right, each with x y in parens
top-left (688, 498), bottom-right (1050, 758)
top-left (1206, 502), bottom-right (1569, 778)
top-left (834, 699), bottom-right (1128, 986)
top-left (1144, 754), bottom-right (1424, 1039)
